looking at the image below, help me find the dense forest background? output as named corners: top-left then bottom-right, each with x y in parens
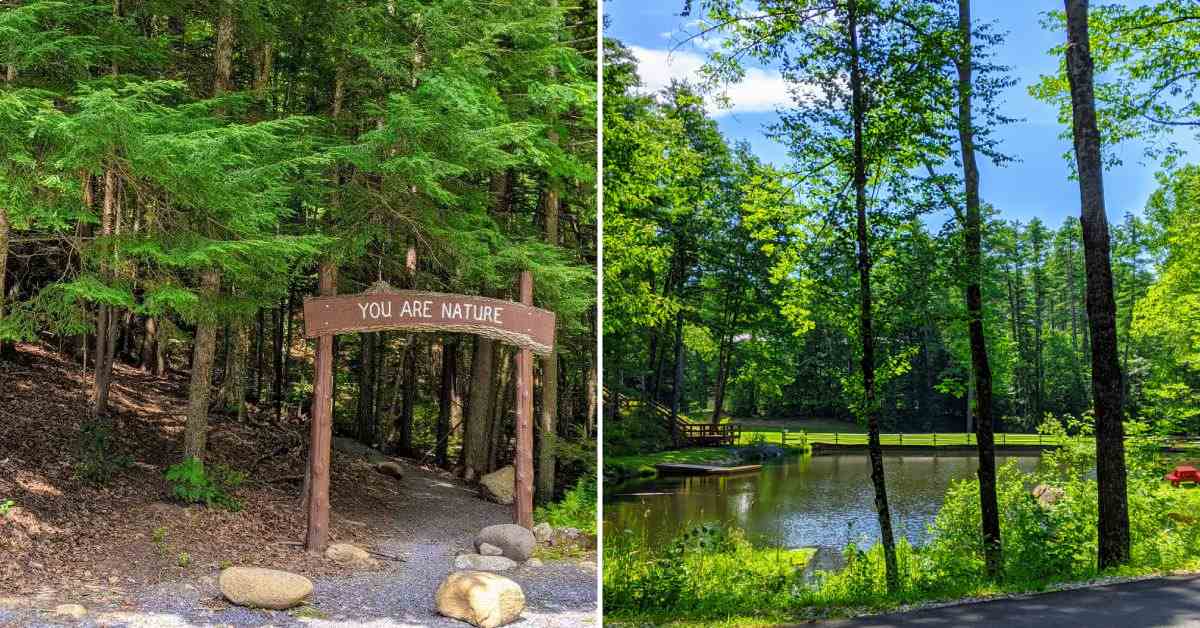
top-left (0, 0), bottom-right (597, 501)
top-left (603, 7), bottom-right (1199, 440)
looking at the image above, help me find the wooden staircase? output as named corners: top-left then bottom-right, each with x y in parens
top-left (604, 387), bottom-right (740, 447)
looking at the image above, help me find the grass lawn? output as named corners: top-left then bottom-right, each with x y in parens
top-left (604, 443), bottom-right (807, 481)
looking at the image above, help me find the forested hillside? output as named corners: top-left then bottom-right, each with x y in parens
top-left (603, 6), bottom-right (1198, 441)
top-left (0, 0), bottom-right (596, 529)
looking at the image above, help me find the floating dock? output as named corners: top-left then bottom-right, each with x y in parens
top-left (654, 463), bottom-right (762, 476)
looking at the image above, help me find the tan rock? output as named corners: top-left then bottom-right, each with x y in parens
top-left (218, 567), bottom-right (313, 610)
top-left (375, 461), bottom-right (404, 480)
top-left (532, 522), bottom-right (553, 544)
top-left (53, 604), bottom-right (87, 620)
top-left (478, 543), bottom-right (504, 557)
top-left (479, 466), bottom-right (514, 505)
top-left (435, 571), bottom-right (525, 628)
top-left (325, 543), bottom-right (378, 567)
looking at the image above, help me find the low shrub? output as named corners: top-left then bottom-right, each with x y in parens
top-left (74, 419), bottom-right (132, 484)
top-left (535, 476), bottom-right (597, 533)
top-left (164, 457), bottom-right (245, 511)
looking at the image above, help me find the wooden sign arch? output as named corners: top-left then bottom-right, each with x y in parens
top-left (301, 265), bottom-right (553, 554)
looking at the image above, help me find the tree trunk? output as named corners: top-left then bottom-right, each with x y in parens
top-left (92, 169), bottom-right (118, 417)
top-left (848, 0), bottom-right (899, 593)
top-left (1063, 0), bottom-right (1130, 569)
top-left (213, 2), bottom-right (234, 96)
top-left (272, 301), bottom-right (284, 419)
top-left (253, 308), bottom-right (265, 401)
top-left (221, 320), bottom-right (250, 420)
top-left (515, 271), bottom-right (535, 528)
top-left (957, 0), bottom-right (1002, 580)
top-left (710, 338), bottom-right (731, 424)
top-left (397, 336), bottom-right (417, 455)
top-left (670, 309), bottom-right (685, 445)
top-left (0, 205), bottom-right (9, 357)
top-left (183, 269), bottom-right (221, 461)
top-left (437, 337), bottom-right (457, 467)
top-left (357, 332), bottom-right (377, 445)
top-left (304, 260), bottom-right (337, 554)
top-left (537, 187), bottom-right (560, 504)
top-left (464, 336), bottom-right (495, 480)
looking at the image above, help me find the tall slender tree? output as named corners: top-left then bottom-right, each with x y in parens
top-left (1062, 0), bottom-right (1131, 569)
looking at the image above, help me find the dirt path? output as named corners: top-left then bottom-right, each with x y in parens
top-left (1, 344), bottom-right (596, 626)
top-left (0, 457), bottom-right (597, 627)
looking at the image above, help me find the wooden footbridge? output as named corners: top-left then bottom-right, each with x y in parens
top-left (604, 388), bottom-right (741, 447)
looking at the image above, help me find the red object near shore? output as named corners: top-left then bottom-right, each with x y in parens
top-left (1165, 465), bottom-right (1200, 487)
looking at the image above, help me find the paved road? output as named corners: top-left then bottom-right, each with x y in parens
top-left (823, 575), bottom-right (1200, 627)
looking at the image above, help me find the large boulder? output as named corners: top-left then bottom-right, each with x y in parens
top-left (479, 466), bottom-right (514, 505)
top-left (454, 553), bottom-right (517, 571)
top-left (325, 543), bottom-right (378, 568)
top-left (218, 567), bottom-right (313, 610)
top-left (435, 571), bottom-right (525, 628)
top-left (475, 524), bottom-right (535, 563)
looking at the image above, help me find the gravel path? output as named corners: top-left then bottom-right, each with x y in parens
top-left (0, 457), bottom-right (597, 627)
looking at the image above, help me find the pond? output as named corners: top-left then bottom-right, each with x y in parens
top-left (604, 452), bottom-right (1042, 567)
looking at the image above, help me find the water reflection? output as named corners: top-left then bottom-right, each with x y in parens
top-left (605, 453), bottom-right (1041, 552)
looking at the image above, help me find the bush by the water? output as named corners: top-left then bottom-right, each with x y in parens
top-left (603, 434), bottom-right (1200, 622)
top-left (604, 522), bottom-right (815, 618)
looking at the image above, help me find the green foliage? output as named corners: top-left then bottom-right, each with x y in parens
top-left (534, 476), bottom-right (596, 534)
top-left (164, 457), bottom-right (245, 511)
top-left (603, 522), bottom-right (815, 620)
top-left (607, 434), bottom-right (1200, 622)
top-left (73, 419), bottom-right (131, 485)
top-left (0, 499), bottom-right (14, 517)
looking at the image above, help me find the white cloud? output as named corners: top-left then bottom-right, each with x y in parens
top-left (627, 45), bottom-right (793, 116)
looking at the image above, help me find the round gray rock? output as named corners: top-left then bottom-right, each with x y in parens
top-left (475, 524), bottom-right (535, 563)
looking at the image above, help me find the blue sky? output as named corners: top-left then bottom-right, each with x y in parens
top-left (605, 0), bottom-right (1200, 227)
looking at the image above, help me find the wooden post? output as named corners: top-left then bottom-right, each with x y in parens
top-left (514, 271), bottom-right (535, 529)
top-left (305, 260), bottom-right (337, 554)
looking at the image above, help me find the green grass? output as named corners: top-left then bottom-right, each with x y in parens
top-left (604, 447), bottom-right (747, 481)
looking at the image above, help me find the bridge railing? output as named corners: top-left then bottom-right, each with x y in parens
top-left (769, 431), bottom-right (1062, 447)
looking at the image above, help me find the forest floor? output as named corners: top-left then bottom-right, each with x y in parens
top-left (0, 343), bottom-right (597, 626)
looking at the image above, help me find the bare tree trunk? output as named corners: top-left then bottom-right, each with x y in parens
top-left (437, 337), bottom-right (458, 467)
top-left (92, 169), bottom-right (118, 417)
top-left (304, 260), bottom-right (337, 553)
top-left (183, 270), bottom-right (221, 461)
top-left (1063, 0), bottom-right (1130, 569)
top-left (669, 309), bottom-right (684, 445)
top-left (464, 336), bottom-right (495, 480)
top-left (213, 2), bottom-right (234, 96)
top-left (957, 0), bottom-right (1002, 580)
top-left (848, 0), bottom-right (898, 593)
top-left (357, 332), bottom-right (377, 445)
top-left (221, 321), bottom-right (250, 420)
top-left (0, 205), bottom-right (9, 358)
top-left (537, 179), bottom-right (560, 504)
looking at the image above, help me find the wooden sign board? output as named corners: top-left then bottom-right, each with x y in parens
top-left (302, 290), bottom-right (555, 355)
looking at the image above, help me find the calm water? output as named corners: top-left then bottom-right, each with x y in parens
top-left (605, 453), bottom-right (1042, 558)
